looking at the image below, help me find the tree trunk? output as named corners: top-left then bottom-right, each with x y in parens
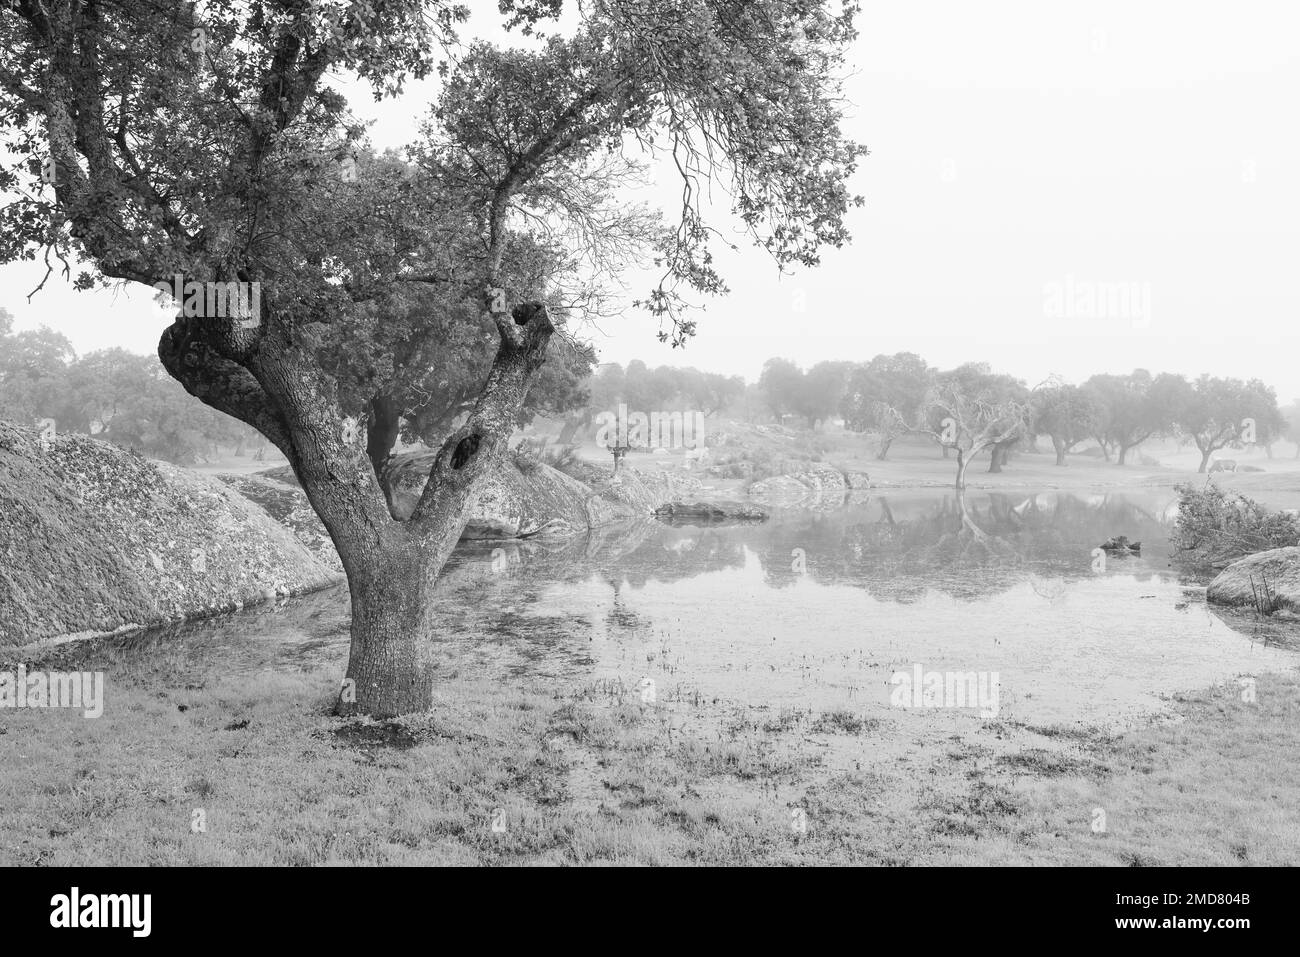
top-left (1198, 448), bottom-right (1212, 473)
top-left (339, 301), bottom-right (554, 716)
top-left (160, 296), bottom-right (554, 719)
top-left (987, 442), bottom-right (1008, 473)
top-left (876, 434), bottom-right (893, 461)
top-left (340, 527), bottom-right (438, 718)
top-left (955, 448), bottom-right (969, 490)
top-left (557, 412), bottom-right (586, 446)
top-left (1052, 435), bottom-right (1067, 466)
top-left (1117, 444), bottom-right (1129, 465)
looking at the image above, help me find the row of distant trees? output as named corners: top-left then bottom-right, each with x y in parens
top-left (756, 354), bottom-right (1293, 483)
top-left (0, 305), bottom-right (597, 466)
top-left (7, 306), bottom-right (1291, 485)
top-left (557, 361), bottom-right (747, 443)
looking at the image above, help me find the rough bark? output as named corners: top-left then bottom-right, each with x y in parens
top-left (339, 301), bottom-right (555, 717)
top-left (159, 298), bottom-right (554, 718)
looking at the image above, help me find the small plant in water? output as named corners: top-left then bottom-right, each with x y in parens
top-left (1248, 572), bottom-right (1284, 616)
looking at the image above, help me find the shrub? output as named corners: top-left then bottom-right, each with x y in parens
top-left (1170, 482), bottom-right (1300, 569)
top-left (512, 437), bottom-right (582, 477)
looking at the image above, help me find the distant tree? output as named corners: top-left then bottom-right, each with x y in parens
top-left (758, 357), bottom-right (804, 423)
top-left (792, 360), bottom-right (851, 429)
top-left (1166, 374), bottom-right (1283, 473)
top-left (1031, 382), bottom-right (1101, 466)
top-left (1284, 400), bottom-right (1300, 459)
top-left (619, 360), bottom-right (678, 416)
top-left (59, 347), bottom-right (151, 434)
top-left (0, 322), bottom-right (75, 425)
top-left (841, 352), bottom-right (931, 460)
top-left (679, 369), bottom-right (744, 417)
top-left (1081, 370), bottom-right (1180, 465)
top-left (914, 364), bottom-right (1030, 489)
top-left (51, 346), bottom-right (259, 463)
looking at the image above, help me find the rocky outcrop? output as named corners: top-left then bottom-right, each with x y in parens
top-left (1206, 546), bottom-right (1300, 614)
top-left (218, 472), bottom-right (343, 573)
top-left (0, 423), bottom-right (339, 648)
top-left (842, 469), bottom-right (871, 490)
top-left (260, 453), bottom-right (700, 542)
top-left (749, 463), bottom-right (854, 503)
top-left (653, 501), bottom-right (770, 526)
top-left (382, 450), bottom-right (700, 535)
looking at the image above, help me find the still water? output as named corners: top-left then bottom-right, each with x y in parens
top-left (93, 489), bottom-right (1300, 729)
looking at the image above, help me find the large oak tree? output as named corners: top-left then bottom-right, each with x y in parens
top-left (1, 0), bottom-right (865, 715)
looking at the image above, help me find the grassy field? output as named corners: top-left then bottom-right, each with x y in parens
top-left (3, 636), bottom-right (1296, 865)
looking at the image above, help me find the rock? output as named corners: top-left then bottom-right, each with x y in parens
top-left (1207, 546), bottom-right (1300, 612)
top-left (0, 422), bottom-right (339, 648)
top-left (842, 469), bottom-right (871, 489)
top-left (369, 450), bottom-right (701, 537)
top-left (653, 501), bottom-right (770, 526)
top-left (748, 463), bottom-right (847, 503)
top-left (1099, 535), bottom-right (1141, 553)
top-left (219, 472), bottom-right (343, 573)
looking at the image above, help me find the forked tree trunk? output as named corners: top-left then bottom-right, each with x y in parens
top-left (161, 298), bottom-right (555, 719)
top-left (336, 302), bottom-right (554, 716)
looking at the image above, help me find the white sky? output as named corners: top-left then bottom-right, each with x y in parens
top-left (2, 0), bottom-right (1298, 399)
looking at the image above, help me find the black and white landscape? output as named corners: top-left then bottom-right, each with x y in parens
top-left (0, 0), bottom-right (1297, 881)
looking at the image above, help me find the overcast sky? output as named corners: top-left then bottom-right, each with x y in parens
top-left (3, 0), bottom-right (1298, 399)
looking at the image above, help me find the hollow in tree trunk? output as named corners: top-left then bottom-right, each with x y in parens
top-left (337, 302), bottom-right (554, 716)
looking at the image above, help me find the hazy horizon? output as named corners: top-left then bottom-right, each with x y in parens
top-left (3, 0), bottom-right (1297, 399)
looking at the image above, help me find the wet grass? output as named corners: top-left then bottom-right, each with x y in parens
top-left (1, 655), bottom-right (1297, 865)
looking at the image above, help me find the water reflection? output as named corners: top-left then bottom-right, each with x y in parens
top-left (54, 489), bottom-right (1300, 728)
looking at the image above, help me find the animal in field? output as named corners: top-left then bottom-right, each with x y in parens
top-left (1209, 459), bottom-right (1238, 473)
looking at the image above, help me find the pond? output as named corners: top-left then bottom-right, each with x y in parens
top-left (86, 488), bottom-right (1300, 733)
